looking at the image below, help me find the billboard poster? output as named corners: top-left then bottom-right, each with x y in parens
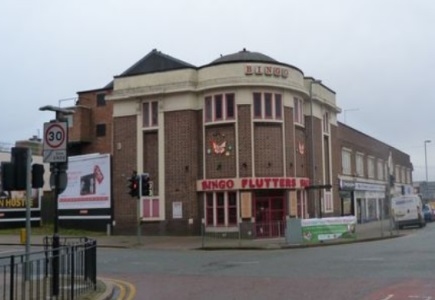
top-left (301, 216), bottom-right (357, 243)
top-left (58, 153), bottom-right (111, 210)
top-left (0, 189), bottom-right (40, 211)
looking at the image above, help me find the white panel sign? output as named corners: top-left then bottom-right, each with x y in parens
top-left (58, 154), bottom-right (111, 210)
top-left (43, 121), bottom-right (68, 163)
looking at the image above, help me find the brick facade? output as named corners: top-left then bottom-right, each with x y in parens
top-left (67, 49), bottom-right (413, 235)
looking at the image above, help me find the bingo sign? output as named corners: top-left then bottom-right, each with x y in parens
top-left (43, 121), bottom-right (68, 163)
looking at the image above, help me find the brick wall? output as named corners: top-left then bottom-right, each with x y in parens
top-left (254, 123), bottom-right (283, 177)
top-left (112, 115), bottom-right (137, 233)
top-left (238, 105), bottom-right (252, 177)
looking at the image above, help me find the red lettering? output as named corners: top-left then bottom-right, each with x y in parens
top-left (245, 65), bottom-right (253, 75)
top-left (202, 181), bottom-right (211, 190)
top-left (226, 180), bottom-right (234, 189)
top-left (282, 69), bottom-right (289, 78)
top-left (255, 66), bottom-right (262, 75)
top-left (273, 67), bottom-right (281, 77)
top-left (264, 66), bottom-right (272, 76)
top-left (202, 179), bottom-right (234, 190)
top-left (255, 178), bottom-right (264, 188)
top-left (241, 178), bottom-right (248, 189)
top-left (272, 178), bottom-right (279, 187)
top-left (279, 178), bottom-right (285, 187)
top-left (264, 178), bottom-right (271, 187)
top-left (249, 179), bottom-right (255, 188)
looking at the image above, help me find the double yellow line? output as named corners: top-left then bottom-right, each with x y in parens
top-left (100, 277), bottom-right (136, 300)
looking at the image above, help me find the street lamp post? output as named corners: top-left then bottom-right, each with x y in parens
top-left (424, 140), bottom-right (431, 182)
top-left (309, 79), bottom-right (321, 218)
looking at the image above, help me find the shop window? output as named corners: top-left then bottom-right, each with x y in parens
top-left (143, 101), bottom-right (158, 128)
top-left (253, 92), bottom-right (283, 120)
top-left (205, 191), bottom-right (238, 226)
top-left (204, 93), bottom-right (236, 123)
top-left (294, 97), bottom-right (304, 125)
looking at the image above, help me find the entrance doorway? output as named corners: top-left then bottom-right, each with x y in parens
top-left (255, 192), bottom-right (285, 238)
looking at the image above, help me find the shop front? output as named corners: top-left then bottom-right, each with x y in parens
top-left (197, 177), bottom-right (310, 238)
top-left (339, 179), bottom-right (386, 223)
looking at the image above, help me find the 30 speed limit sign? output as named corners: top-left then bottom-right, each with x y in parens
top-left (43, 121), bottom-right (68, 163)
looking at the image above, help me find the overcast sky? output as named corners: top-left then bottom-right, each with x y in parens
top-left (1, 0), bottom-right (434, 181)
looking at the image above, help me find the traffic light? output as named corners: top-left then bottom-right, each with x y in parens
top-left (141, 173), bottom-right (150, 196)
top-left (32, 164), bottom-right (45, 188)
top-left (11, 147), bottom-right (28, 190)
top-left (128, 174), bottom-right (139, 198)
top-left (1, 162), bottom-right (15, 191)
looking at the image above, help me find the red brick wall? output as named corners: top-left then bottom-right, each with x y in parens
top-left (294, 127), bottom-right (306, 178)
top-left (254, 124), bottom-right (283, 177)
top-left (205, 125), bottom-right (237, 178)
top-left (284, 107), bottom-right (295, 176)
top-left (238, 105), bottom-right (252, 177)
top-left (73, 90), bottom-right (114, 155)
top-left (164, 110), bottom-right (201, 234)
top-left (112, 115), bottom-right (137, 233)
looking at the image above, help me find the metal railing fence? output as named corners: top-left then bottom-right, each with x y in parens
top-left (0, 236), bottom-right (97, 300)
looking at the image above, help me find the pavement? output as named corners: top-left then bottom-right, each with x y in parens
top-left (0, 219), bottom-right (412, 300)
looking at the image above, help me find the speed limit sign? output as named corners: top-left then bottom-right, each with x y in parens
top-left (43, 121), bottom-right (68, 163)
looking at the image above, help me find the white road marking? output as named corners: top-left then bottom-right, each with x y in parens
top-left (380, 295), bottom-right (394, 300)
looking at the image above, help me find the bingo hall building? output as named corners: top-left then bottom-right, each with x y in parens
top-left (103, 48), bottom-right (341, 237)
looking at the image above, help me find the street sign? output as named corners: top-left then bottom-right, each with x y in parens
top-left (43, 122), bottom-right (68, 163)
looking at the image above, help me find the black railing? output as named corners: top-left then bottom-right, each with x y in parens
top-left (0, 236), bottom-right (97, 300)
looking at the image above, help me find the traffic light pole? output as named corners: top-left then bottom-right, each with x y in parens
top-left (25, 148), bottom-right (31, 280)
top-left (137, 175), bottom-right (142, 245)
top-left (52, 163), bottom-right (60, 297)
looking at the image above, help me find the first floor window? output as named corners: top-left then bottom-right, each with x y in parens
top-left (143, 101), bottom-right (158, 127)
top-left (205, 191), bottom-right (238, 226)
top-left (323, 192), bottom-right (333, 213)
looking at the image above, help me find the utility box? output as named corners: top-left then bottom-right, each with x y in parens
top-left (285, 216), bottom-right (303, 244)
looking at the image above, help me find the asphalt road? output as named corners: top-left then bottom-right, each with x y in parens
top-left (97, 222), bottom-right (435, 300)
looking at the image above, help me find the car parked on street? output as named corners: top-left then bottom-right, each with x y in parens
top-left (423, 204), bottom-right (434, 222)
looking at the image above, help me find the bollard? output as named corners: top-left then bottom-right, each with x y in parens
top-left (20, 228), bottom-right (26, 244)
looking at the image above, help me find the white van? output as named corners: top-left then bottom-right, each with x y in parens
top-left (391, 195), bottom-right (426, 229)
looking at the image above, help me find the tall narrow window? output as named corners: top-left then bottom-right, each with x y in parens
top-left (356, 153), bottom-right (365, 177)
top-left (206, 193), bottom-right (214, 225)
top-left (205, 96), bottom-right (212, 122)
top-left (253, 93), bottom-right (262, 118)
top-left (151, 102), bottom-right (158, 126)
top-left (253, 92), bottom-right (282, 120)
top-left (323, 112), bottom-right (330, 133)
top-left (228, 192), bottom-right (237, 225)
top-left (275, 94), bottom-right (282, 119)
top-left (226, 94), bottom-right (235, 119)
top-left (294, 97), bottom-right (304, 125)
top-left (342, 149), bottom-right (351, 175)
top-left (214, 95), bottom-right (223, 120)
top-left (204, 93), bottom-right (236, 123)
top-left (216, 193), bottom-right (225, 225)
top-left (264, 93), bottom-right (272, 118)
top-left (143, 101), bottom-right (158, 128)
top-left (143, 102), bottom-right (150, 127)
